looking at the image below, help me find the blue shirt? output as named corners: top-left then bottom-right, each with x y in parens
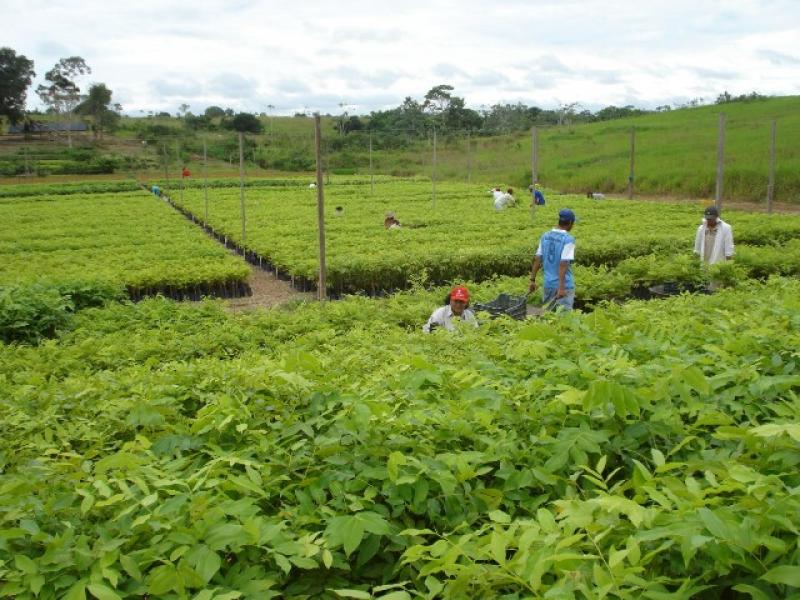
top-left (536, 229), bottom-right (576, 289)
top-left (533, 190), bottom-right (545, 205)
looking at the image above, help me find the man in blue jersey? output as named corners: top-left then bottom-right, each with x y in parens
top-left (528, 208), bottom-right (577, 311)
top-left (528, 184), bottom-right (546, 205)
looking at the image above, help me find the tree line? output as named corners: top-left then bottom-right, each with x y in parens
top-left (1, 45), bottom-right (771, 145)
top-left (0, 48), bottom-right (121, 141)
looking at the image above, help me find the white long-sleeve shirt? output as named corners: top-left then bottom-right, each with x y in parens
top-left (694, 219), bottom-right (734, 265)
top-left (494, 193), bottom-right (516, 210)
top-left (423, 306), bottom-right (478, 333)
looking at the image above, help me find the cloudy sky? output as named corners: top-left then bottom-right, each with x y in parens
top-left (5, 0), bottom-right (800, 116)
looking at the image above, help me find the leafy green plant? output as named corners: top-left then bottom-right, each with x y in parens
top-left (166, 179), bottom-right (800, 294)
top-left (1, 278), bottom-right (800, 597)
top-left (0, 283), bottom-right (73, 343)
top-left (0, 191), bottom-right (249, 295)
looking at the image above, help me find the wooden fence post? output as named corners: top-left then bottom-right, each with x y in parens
top-left (466, 130), bottom-right (472, 184)
top-left (162, 142), bottom-right (170, 196)
top-left (628, 128), bottom-right (635, 200)
top-left (369, 131), bottom-right (374, 195)
top-left (314, 114), bottom-right (327, 301)
top-left (767, 120), bottom-right (776, 214)
top-left (432, 124), bottom-right (437, 209)
top-left (238, 132), bottom-right (246, 243)
top-left (530, 127), bottom-right (539, 219)
top-left (715, 113), bottom-right (726, 210)
top-left (203, 139), bottom-right (209, 222)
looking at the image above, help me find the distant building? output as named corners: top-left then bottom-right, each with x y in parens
top-left (7, 122), bottom-right (89, 134)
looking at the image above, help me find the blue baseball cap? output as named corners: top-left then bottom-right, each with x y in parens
top-left (558, 208), bottom-right (577, 223)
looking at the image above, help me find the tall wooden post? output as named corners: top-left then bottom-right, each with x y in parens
top-left (530, 127), bottom-right (539, 219)
top-left (715, 113), bottom-right (726, 210)
top-left (176, 140), bottom-right (183, 204)
top-left (530, 126), bottom-right (536, 187)
top-left (466, 130), bottom-right (472, 184)
top-left (203, 139), bottom-right (209, 222)
top-left (767, 120), bottom-right (776, 214)
top-left (314, 114), bottom-right (327, 301)
top-left (432, 124), bottom-right (437, 209)
top-left (66, 108), bottom-right (73, 149)
top-left (628, 128), bottom-right (636, 199)
top-left (162, 142), bottom-right (170, 196)
top-left (238, 132), bottom-right (246, 243)
top-left (369, 131), bottom-right (374, 195)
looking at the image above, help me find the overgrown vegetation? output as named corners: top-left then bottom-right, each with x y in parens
top-left (166, 179), bottom-right (800, 294)
top-left (1, 275), bottom-right (799, 597)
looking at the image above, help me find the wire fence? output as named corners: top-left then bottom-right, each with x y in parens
top-left (4, 112), bottom-right (795, 209)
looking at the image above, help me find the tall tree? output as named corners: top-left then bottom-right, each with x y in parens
top-left (36, 56), bottom-right (91, 147)
top-left (227, 112), bottom-right (263, 133)
top-left (0, 47), bottom-right (35, 125)
top-left (423, 84), bottom-right (454, 116)
top-left (74, 83), bottom-right (116, 139)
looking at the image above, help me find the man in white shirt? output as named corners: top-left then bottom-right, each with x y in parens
top-left (694, 206), bottom-right (734, 265)
top-left (490, 187), bottom-right (504, 207)
top-left (491, 187), bottom-right (516, 210)
top-left (423, 285), bottom-right (479, 333)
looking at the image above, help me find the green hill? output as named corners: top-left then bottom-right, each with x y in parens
top-left (356, 96), bottom-right (800, 203)
top-left (5, 97), bottom-right (799, 203)
top-left (226, 96), bottom-right (798, 203)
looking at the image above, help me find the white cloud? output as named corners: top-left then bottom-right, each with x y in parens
top-left (3, 0), bottom-right (799, 115)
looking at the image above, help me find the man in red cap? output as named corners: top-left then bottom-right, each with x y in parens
top-left (423, 285), bottom-right (478, 333)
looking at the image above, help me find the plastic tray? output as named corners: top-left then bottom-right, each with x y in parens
top-left (648, 282), bottom-right (711, 297)
top-left (474, 293), bottom-right (528, 320)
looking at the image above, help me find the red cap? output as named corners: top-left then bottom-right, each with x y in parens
top-left (450, 285), bottom-right (469, 302)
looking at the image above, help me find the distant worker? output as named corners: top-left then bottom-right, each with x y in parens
top-left (423, 285), bottom-right (479, 333)
top-left (334, 206), bottom-right (344, 217)
top-left (309, 182), bottom-right (317, 188)
top-left (490, 187), bottom-right (504, 206)
top-left (528, 208), bottom-right (577, 311)
top-left (694, 206), bottom-right (734, 265)
top-left (384, 211), bottom-right (401, 229)
top-left (586, 191), bottom-right (605, 200)
top-left (151, 184), bottom-right (161, 197)
top-left (492, 187), bottom-right (516, 210)
top-left (528, 184), bottom-right (546, 205)
top-left (182, 167), bottom-right (191, 178)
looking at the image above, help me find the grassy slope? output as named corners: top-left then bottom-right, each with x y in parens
top-left (368, 96), bottom-right (800, 202)
top-left (4, 98), bottom-right (799, 202)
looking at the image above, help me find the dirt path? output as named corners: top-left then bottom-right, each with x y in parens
top-left (144, 187), bottom-right (314, 312)
top-left (226, 266), bottom-right (313, 313)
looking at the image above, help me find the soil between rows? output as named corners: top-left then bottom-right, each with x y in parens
top-left (225, 265), bottom-right (313, 313)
